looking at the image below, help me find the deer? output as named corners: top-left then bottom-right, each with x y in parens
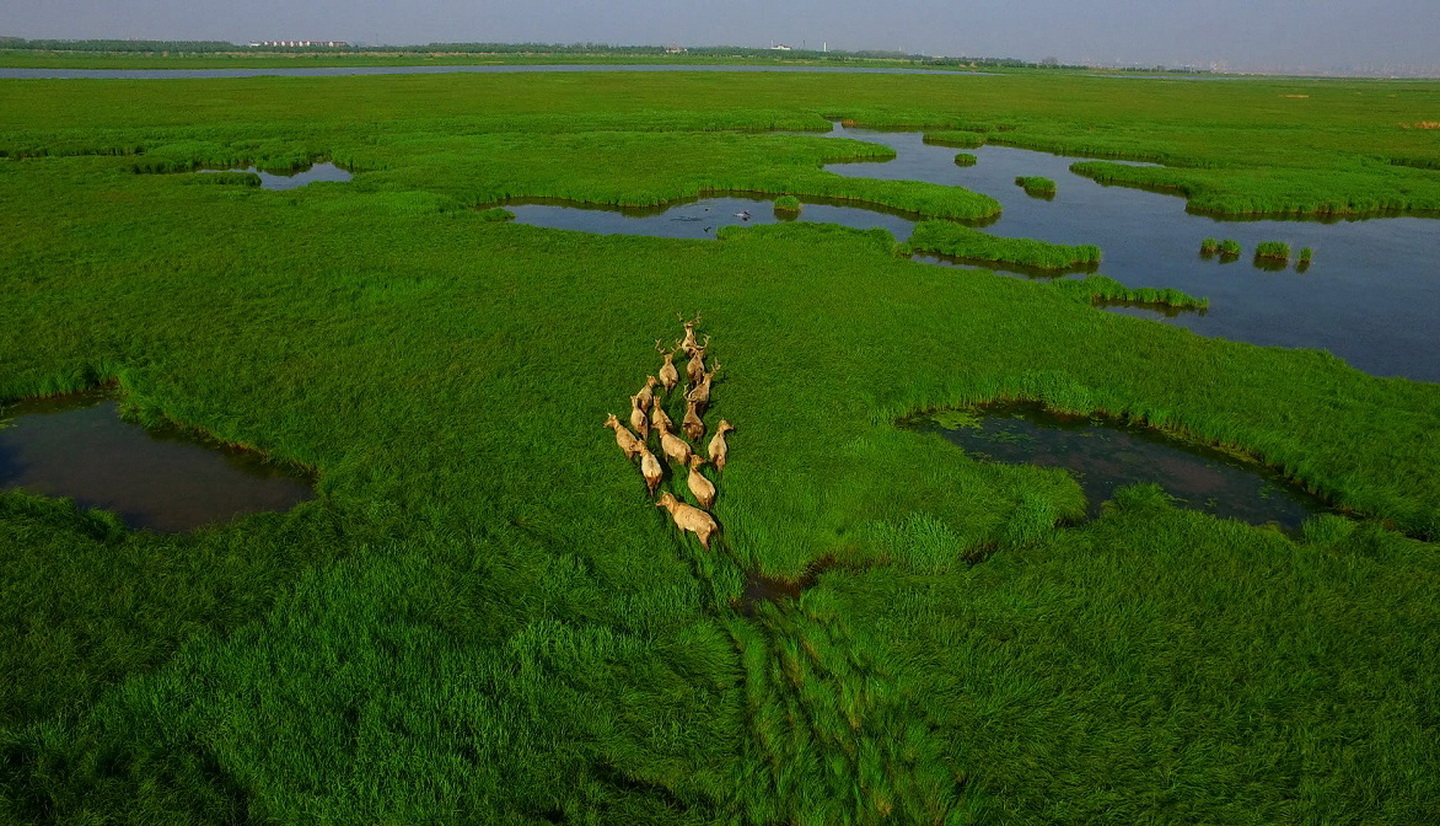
top-left (682, 398), bottom-right (706, 442)
top-left (637, 444), bottom-right (663, 496)
top-left (629, 394), bottom-right (649, 440)
top-left (635, 375), bottom-right (660, 411)
top-left (686, 361), bottom-right (720, 414)
top-left (603, 413), bottom-right (644, 461)
top-left (686, 455), bottom-right (717, 509)
top-left (659, 422), bottom-right (693, 467)
top-left (650, 394), bottom-right (673, 435)
top-left (678, 313), bottom-right (704, 358)
top-left (655, 492), bottom-right (719, 549)
top-left (656, 341), bottom-right (680, 394)
top-left (686, 338), bottom-right (710, 388)
top-left (708, 420), bottom-right (735, 472)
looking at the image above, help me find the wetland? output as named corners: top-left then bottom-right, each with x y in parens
top-left (2, 67), bottom-right (1438, 825)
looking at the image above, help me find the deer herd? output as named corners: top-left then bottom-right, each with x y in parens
top-left (603, 314), bottom-right (733, 550)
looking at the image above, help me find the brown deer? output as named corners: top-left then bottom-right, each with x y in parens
top-left (708, 420), bottom-right (735, 471)
top-left (686, 339), bottom-right (709, 388)
top-left (603, 413), bottom-right (644, 461)
top-left (655, 491), bottom-right (719, 549)
top-left (659, 424), bottom-right (693, 467)
top-left (629, 395), bottom-right (649, 440)
top-left (655, 341), bottom-right (680, 394)
top-left (685, 362), bottom-right (720, 414)
top-left (638, 444), bottom-right (663, 496)
top-left (682, 398), bottom-right (706, 442)
top-left (678, 313), bottom-right (704, 358)
top-left (635, 375), bottom-right (660, 411)
top-left (686, 455), bottom-right (717, 509)
top-left (650, 395), bottom-right (673, 435)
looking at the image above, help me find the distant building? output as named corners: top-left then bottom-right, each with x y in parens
top-left (665, 43), bottom-right (686, 54)
top-left (248, 40), bottom-right (349, 48)
top-left (770, 44), bottom-right (792, 51)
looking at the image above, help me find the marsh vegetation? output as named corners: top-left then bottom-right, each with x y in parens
top-left (1, 67), bottom-right (1439, 824)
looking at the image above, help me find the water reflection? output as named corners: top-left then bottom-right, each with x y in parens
top-left (203, 162), bottom-right (351, 190)
top-left (0, 393), bottom-right (314, 532)
top-left (915, 402), bottom-right (1331, 530)
top-left (819, 123), bottom-right (1440, 381)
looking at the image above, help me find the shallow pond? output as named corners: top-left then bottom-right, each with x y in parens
top-left (502, 194), bottom-right (916, 240)
top-left (917, 403), bottom-right (1331, 530)
top-left (822, 124), bottom-right (1440, 382)
top-left (205, 162), bottom-right (352, 190)
top-left (0, 393), bottom-right (314, 532)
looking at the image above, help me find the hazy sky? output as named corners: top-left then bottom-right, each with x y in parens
top-left (3, 0), bottom-right (1438, 72)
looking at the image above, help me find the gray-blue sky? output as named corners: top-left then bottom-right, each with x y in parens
top-left (3, 0), bottom-right (1438, 73)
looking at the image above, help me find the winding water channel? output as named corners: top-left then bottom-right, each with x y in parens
top-left (505, 123), bottom-right (1439, 382)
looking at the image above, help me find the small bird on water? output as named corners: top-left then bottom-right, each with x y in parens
top-left (735, 210), bottom-right (751, 220)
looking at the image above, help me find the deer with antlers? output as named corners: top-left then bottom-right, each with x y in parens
top-left (708, 420), bottom-right (735, 472)
top-left (655, 492), bottom-right (719, 549)
top-left (655, 341), bottom-right (680, 394)
top-left (685, 362), bottom-right (720, 414)
top-left (685, 338), bottom-right (710, 388)
top-left (603, 413), bottom-right (644, 461)
top-left (678, 313), bottom-right (705, 358)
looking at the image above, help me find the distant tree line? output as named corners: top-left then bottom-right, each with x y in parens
top-left (0, 37), bottom-right (1206, 72)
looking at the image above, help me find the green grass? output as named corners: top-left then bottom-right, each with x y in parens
top-left (1015, 175), bottom-right (1057, 195)
top-left (908, 219), bottom-right (1102, 269)
top-left (2, 69), bottom-right (1440, 823)
top-left (922, 130), bottom-right (986, 149)
top-left (772, 194), bottom-right (801, 214)
top-left (953, 151), bottom-right (977, 167)
top-left (1256, 241), bottom-right (1292, 261)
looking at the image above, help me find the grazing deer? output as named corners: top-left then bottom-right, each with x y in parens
top-left (655, 492), bottom-right (719, 549)
top-left (629, 395), bottom-right (649, 440)
top-left (638, 444), bottom-right (663, 496)
top-left (650, 395), bottom-right (673, 435)
top-left (686, 362), bottom-right (720, 413)
top-left (682, 399), bottom-right (706, 442)
top-left (678, 313), bottom-right (704, 358)
top-left (635, 375), bottom-right (659, 411)
top-left (659, 425), bottom-right (693, 467)
top-left (708, 420), bottom-right (735, 471)
top-left (656, 341), bottom-right (680, 394)
top-left (686, 455), bottom-right (717, 509)
top-left (603, 413), bottom-right (644, 461)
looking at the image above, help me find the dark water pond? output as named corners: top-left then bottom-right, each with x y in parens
top-left (0, 393), bottom-right (314, 532)
top-left (203, 162), bottom-right (351, 190)
top-left (918, 403), bottom-right (1331, 530)
top-left (821, 124), bottom-right (1440, 382)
